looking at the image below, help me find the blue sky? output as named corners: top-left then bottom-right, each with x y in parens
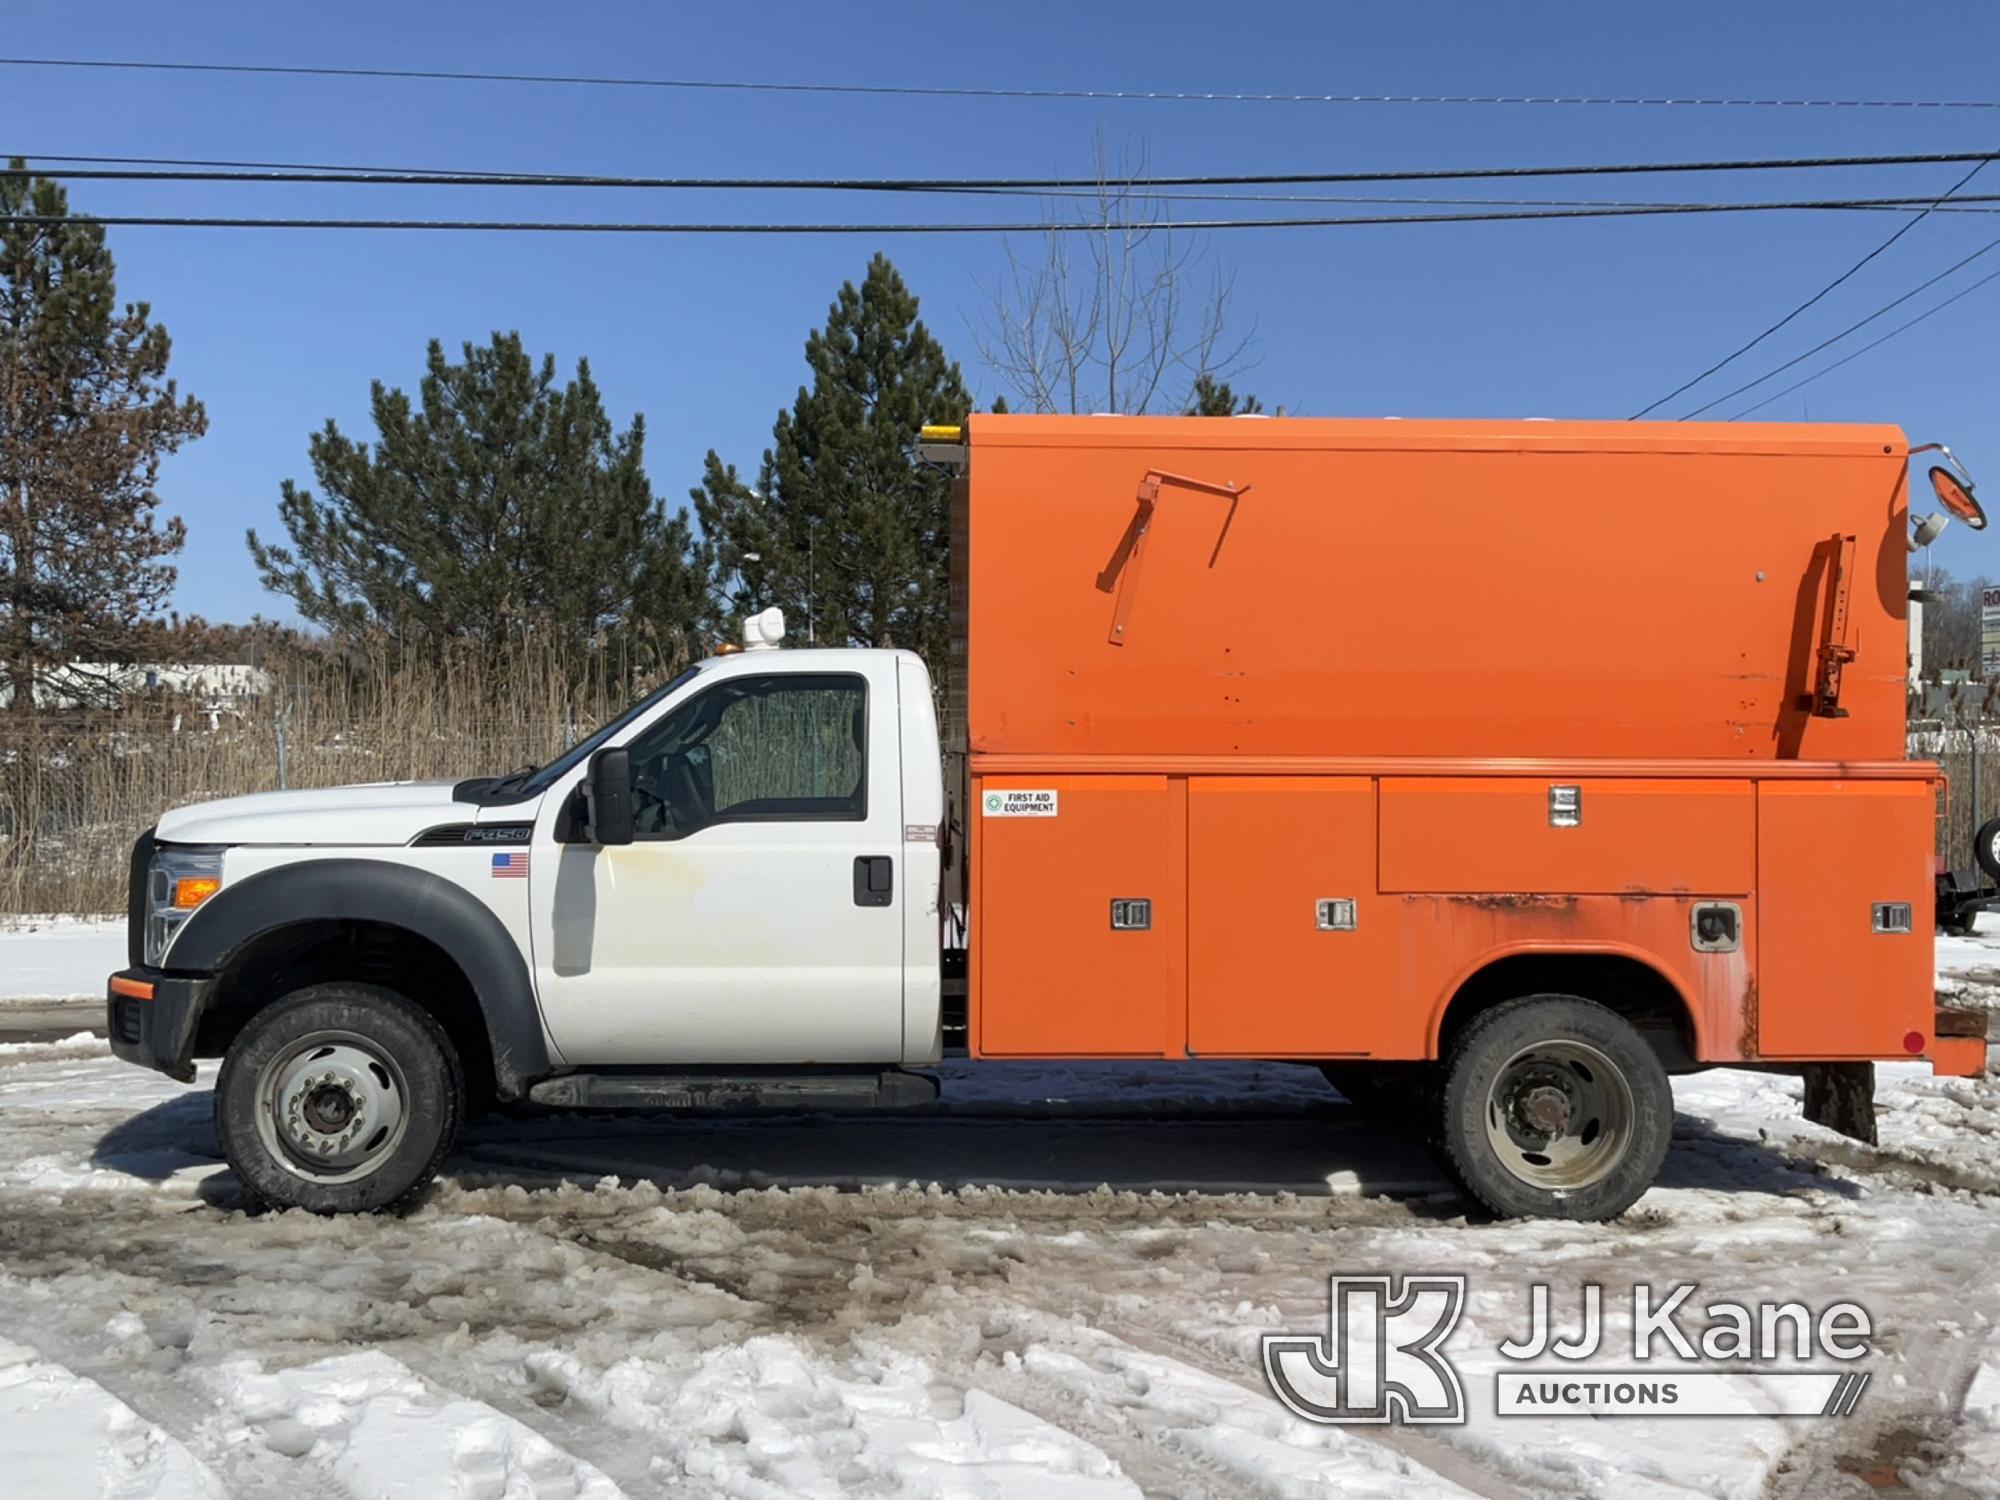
top-left (7, 2), bottom-right (2000, 621)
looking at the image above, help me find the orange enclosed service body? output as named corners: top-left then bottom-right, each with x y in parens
top-left (949, 414), bottom-right (1964, 1072)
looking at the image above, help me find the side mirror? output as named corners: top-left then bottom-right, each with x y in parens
top-left (581, 746), bottom-right (635, 846)
top-left (1929, 465), bottom-right (1987, 531)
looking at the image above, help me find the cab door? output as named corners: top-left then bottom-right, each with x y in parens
top-left (529, 657), bottom-right (906, 1064)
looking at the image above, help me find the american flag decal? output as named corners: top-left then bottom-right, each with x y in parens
top-left (490, 851), bottom-right (529, 879)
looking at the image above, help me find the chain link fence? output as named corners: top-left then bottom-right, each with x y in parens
top-left (1912, 713), bottom-right (2000, 872)
top-left (0, 707), bottom-right (592, 914)
top-left (0, 635), bottom-right (653, 915)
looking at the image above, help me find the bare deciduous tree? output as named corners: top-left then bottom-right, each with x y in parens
top-left (974, 139), bottom-right (1256, 416)
top-left (1920, 567), bottom-right (1996, 677)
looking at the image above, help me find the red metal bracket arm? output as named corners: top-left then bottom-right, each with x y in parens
top-left (1106, 469), bottom-right (1251, 646)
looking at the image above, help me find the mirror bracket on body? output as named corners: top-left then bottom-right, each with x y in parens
top-left (577, 746), bottom-right (635, 846)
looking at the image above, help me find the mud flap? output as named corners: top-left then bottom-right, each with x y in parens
top-left (1800, 1062), bottom-right (1877, 1145)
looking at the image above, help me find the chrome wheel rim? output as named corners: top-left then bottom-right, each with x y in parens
top-left (254, 1031), bottom-right (410, 1183)
top-left (1483, 1039), bottom-right (1633, 1193)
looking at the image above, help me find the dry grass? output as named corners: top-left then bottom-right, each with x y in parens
top-left (0, 634), bottom-right (649, 915)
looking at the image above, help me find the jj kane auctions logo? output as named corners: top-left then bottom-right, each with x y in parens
top-left (1262, 1276), bottom-right (1875, 1423)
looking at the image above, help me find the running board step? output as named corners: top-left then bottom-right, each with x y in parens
top-left (526, 1067), bottom-right (940, 1112)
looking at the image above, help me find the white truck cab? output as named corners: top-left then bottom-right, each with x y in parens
top-left (109, 615), bottom-right (945, 1211)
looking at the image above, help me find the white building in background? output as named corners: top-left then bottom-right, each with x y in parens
top-left (0, 663), bottom-right (271, 725)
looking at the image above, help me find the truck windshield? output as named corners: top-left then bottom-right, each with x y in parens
top-left (479, 664), bottom-right (705, 800)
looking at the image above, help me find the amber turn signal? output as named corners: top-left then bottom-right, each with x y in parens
top-left (171, 876), bottom-right (221, 910)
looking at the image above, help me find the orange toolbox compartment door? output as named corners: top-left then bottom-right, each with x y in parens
top-left (974, 775), bottom-right (1178, 1056)
top-left (1379, 778), bottom-right (1754, 895)
top-left (1756, 781), bottom-right (1933, 1056)
top-left (1188, 777), bottom-right (1402, 1057)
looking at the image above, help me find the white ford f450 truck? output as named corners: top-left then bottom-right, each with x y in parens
top-left (108, 413), bottom-right (1993, 1222)
top-left (110, 611), bottom-right (948, 1212)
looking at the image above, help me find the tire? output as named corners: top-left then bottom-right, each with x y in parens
top-left (214, 982), bottom-right (464, 1214)
top-left (1435, 995), bottom-right (1672, 1221)
top-left (1318, 1062), bottom-right (1436, 1124)
top-left (1975, 815), bottom-right (2000, 884)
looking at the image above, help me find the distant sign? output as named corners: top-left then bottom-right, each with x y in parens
top-left (1983, 587), bottom-right (2000, 677)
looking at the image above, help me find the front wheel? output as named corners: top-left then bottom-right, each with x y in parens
top-left (214, 983), bottom-right (463, 1213)
top-left (1436, 995), bottom-right (1672, 1221)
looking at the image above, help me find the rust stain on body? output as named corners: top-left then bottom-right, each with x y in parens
top-left (1432, 893), bottom-right (1581, 914)
top-left (1739, 975), bottom-right (1760, 1059)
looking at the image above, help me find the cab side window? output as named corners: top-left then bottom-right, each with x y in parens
top-left (626, 674), bottom-right (866, 839)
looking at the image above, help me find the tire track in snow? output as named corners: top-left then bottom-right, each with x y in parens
top-left (888, 1233), bottom-right (1555, 1500)
top-left (1759, 1315), bottom-right (2000, 1498)
top-left (463, 1181), bottom-right (1343, 1496)
top-left (949, 1292), bottom-right (1483, 1500)
top-left (533, 1183), bottom-right (1504, 1499)
top-left (187, 1348), bottom-right (627, 1499)
top-left (1077, 1306), bottom-right (1559, 1500)
top-left (958, 1349), bottom-right (1245, 1500)
top-left (0, 1334), bottom-right (226, 1498)
top-left (0, 1190), bottom-right (747, 1495)
top-left (0, 1271), bottom-right (346, 1497)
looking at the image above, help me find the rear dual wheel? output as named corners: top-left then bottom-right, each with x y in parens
top-left (1435, 995), bottom-right (1672, 1221)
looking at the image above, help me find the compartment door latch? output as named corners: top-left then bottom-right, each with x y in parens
top-left (1109, 898), bottom-right (1153, 931)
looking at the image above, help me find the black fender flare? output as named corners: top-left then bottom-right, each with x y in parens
top-left (165, 858), bottom-right (554, 1100)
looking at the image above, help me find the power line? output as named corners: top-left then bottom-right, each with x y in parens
top-left (17, 197), bottom-right (2000, 236)
top-left (4, 56), bottom-right (1999, 110)
top-left (947, 187), bottom-right (1998, 213)
top-left (11, 148), bottom-right (2000, 192)
top-left (23, 158), bottom-right (2000, 218)
top-left (1631, 157), bottom-right (1992, 416)
top-left (1729, 259), bottom-right (2000, 418)
top-left (16, 154), bottom-right (2000, 215)
top-left (1679, 231), bottom-right (2000, 416)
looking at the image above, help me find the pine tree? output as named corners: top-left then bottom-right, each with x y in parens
top-left (0, 159), bottom-right (205, 712)
top-left (694, 255), bottom-right (970, 665)
top-left (249, 333), bottom-right (705, 674)
top-left (1185, 373), bottom-right (1262, 416)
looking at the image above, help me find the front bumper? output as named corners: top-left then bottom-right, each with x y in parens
top-left (106, 968), bottom-right (214, 1084)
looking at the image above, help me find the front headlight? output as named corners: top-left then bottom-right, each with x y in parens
top-left (145, 848), bottom-right (225, 966)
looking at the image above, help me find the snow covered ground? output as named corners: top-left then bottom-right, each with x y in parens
top-left (0, 916), bottom-right (124, 1002)
top-left (0, 921), bottom-right (1996, 1496)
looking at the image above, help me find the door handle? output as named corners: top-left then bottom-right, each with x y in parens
top-left (853, 855), bottom-right (894, 907)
